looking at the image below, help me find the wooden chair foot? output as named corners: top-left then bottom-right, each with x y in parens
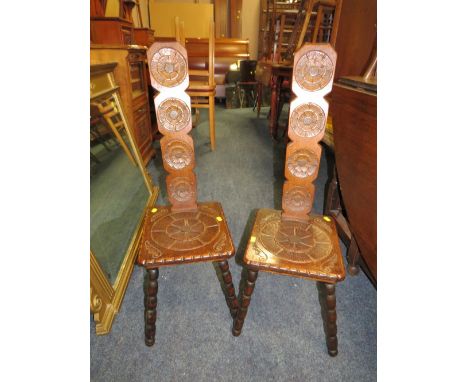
top-left (208, 95), bottom-right (216, 151)
top-left (217, 260), bottom-right (239, 318)
top-left (144, 268), bottom-right (159, 346)
top-left (347, 264), bottom-right (360, 276)
top-left (317, 281), bottom-right (339, 356)
top-left (232, 268), bottom-right (258, 336)
top-left (347, 235), bottom-right (361, 276)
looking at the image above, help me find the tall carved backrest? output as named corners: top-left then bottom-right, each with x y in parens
top-left (282, 43), bottom-right (336, 221)
top-left (147, 42), bottom-right (197, 212)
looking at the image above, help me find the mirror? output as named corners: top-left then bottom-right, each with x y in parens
top-left (90, 63), bottom-right (158, 334)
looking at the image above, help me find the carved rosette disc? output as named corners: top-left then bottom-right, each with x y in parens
top-left (157, 98), bottom-right (190, 132)
top-left (287, 149), bottom-right (319, 178)
top-left (294, 50), bottom-right (334, 92)
top-left (149, 209), bottom-right (221, 251)
top-left (283, 186), bottom-right (313, 212)
top-left (163, 139), bottom-right (193, 170)
top-left (290, 103), bottom-right (326, 138)
top-left (168, 177), bottom-right (195, 202)
top-left (150, 47), bottom-right (187, 88)
top-left (257, 213), bottom-right (332, 263)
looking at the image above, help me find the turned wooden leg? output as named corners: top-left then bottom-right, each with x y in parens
top-left (256, 83), bottom-right (263, 117)
top-left (217, 260), bottom-right (239, 318)
top-left (209, 95), bottom-right (216, 151)
top-left (347, 235), bottom-right (361, 276)
top-left (324, 165), bottom-right (340, 216)
top-left (269, 75), bottom-right (279, 138)
top-left (318, 282), bottom-right (338, 356)
top-left (144, 268), bottom-right (159, 346)
top-left (232, 268), bottom-right (258, 336)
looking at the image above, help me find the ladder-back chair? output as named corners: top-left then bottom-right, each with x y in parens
top-left (137, 41), bottom-right (238, 346)
top-left (232, 43), bottom-right (345, 356)
top-left (175, 20), bottom-right (217, 151)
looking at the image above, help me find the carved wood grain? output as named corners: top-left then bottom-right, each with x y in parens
top-left (147, 42), bottom-right (197, 212)
top-left (282, 44), bottom-right (337, 221)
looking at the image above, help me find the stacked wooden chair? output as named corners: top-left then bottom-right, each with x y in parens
top-left (137, 41), bottom-right (238, 346)
top-left (175, 20), bottom-right (217, 151)
top-left (232, 43), bottom-right (346, 356)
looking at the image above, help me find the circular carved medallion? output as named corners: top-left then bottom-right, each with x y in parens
top-left (164, 139), bottom-right (193, 170)
top-left (287, 149), bottom-right (319, 178)
top-left (168, 177), bottom-right (195, 202)
top-left (290, 103), bottom-right (325, 138)
top-left (294, 50), bottom-right (333, 92)
top-left (158, 98), bottom-right (190, 132)
top-left (149, 47), bottom-right (187, 87)
top-left (150, 210), bottom-right (221, 251)
top-left (283, 186), bottom-right (312, 213)
top-left (257, 214), bottom-right (332, 263)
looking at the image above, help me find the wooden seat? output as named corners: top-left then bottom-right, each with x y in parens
top-left (138, 41), bottom-right (238, 347)
top-left (139, 202), bottom-right (234, 267)
top-left (232, 44), bottom-right (346, 357)
top-left (243, 209), bottom-right (344, 281)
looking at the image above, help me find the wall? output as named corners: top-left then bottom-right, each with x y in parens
top-left (150, 2), bottom-right (214, 38)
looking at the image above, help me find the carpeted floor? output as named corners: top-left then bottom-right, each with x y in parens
top-left (90, 105), bottom-right (377, 382)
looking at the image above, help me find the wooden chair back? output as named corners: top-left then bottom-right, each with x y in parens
top-left (175, 19), bottom-right (215, 88)
top-left (282, 43), bottom-right (337, 221)
top-left (281, 0), bottom-right (342, 63)
top-left (146, 42), bottom-right (198, 212)
top-left (311, 0), bottom-right (342, 47)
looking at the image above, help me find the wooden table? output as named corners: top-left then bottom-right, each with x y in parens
top-left (331, 77), bottom-right (377, 284)
top-left (267, 62), bottom-right (293, 138)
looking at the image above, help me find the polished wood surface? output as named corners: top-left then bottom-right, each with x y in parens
top-left (133, 27), bottom-right (155, 47)
top-left (243, 209), bottom-right (345, 282)
top-left (91, 17), bottom-right (134, 45)
top-left (230, 0), bottom-right (243, 38)
top-left (333, 0), bottom-right (376, 79)
top-left (233, 44), bottom-right (345, 356)
top-left (90, 45), bottom-right (156, 165)
top-left (214, 0), bottom-right (229, 38)
top-left (331, 80), bottom-right (377, 282)
top-left (138, 202), bottom-right (235, 267)
top-left (138, 41), bottom-right (238, 346)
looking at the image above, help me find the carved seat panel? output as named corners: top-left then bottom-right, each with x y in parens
top-left (244, 209), bottom-right (345, 282)
top-left (139, 202), bottom-right (234, 267)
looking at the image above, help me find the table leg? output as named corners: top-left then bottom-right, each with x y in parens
top-left (269, 74), bottom-right (280, 138)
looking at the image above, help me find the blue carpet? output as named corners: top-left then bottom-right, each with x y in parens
top-left (90, 105), bottom-right (377, 381)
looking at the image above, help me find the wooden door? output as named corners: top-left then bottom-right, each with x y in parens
top-left (230, 0), bottom-right (242, 38)
top-left (215, 0), bottom-right (229, 38)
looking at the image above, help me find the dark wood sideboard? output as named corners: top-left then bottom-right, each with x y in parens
top-left (331, 79), bottom-right (377, 283)
top-left (91, 44), bottom-right (155, 165)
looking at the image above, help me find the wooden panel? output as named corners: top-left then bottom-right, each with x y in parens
top-left (331, 82), bottom-right (377, 279)
top-left (214, 0), bottom-right (229, 38)
top-left (334, 0), bottom-right (376, 78)
top-left (90, 18), bottom-right (134, 45)
top-left (90, 45), bottom-right (155, 165)
top-left (230, 0), bottom-right (242, 38)
top-left (185, 38), bottom-right (249, 58)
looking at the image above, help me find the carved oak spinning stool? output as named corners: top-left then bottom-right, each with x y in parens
top-left (137, 42), bottom-right (238, 347)
top-left (232, 44), bottom-right (346, 356)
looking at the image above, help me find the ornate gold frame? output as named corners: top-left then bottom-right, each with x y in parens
top-left (90, 63), bottom-right (158, 335)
